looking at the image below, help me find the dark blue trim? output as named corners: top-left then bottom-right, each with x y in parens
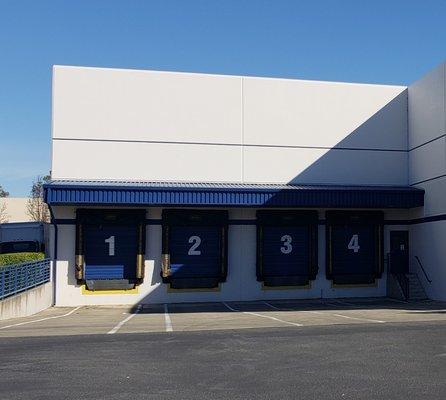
top-left (54, 218), bottom-right (77, 225)
top-left (146, 218), bottom-right (162, 225)
top-left (410, 214), bottom-right (446, 225)
top-left (226, 219), bottom-right (257, 225)
top-left (382, 220), bottom-right (411, 225)
top-left (383, 215), bottom-right (446, 225)
top-left (48, 207), bottom-right (58, 260)
top-left (53, 213), bottom-right (446, 226)
top-left (44, 181), bottom-right (424, 209)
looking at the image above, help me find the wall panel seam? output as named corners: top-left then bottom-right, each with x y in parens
top-left (241, 77), bottom-right (244, 183)
top-left (408, 133), bottom-right (446, 152)
top-left (52, 137), bottom-right (407, 152)
top-left (410, 173), bottom-right (446, 186)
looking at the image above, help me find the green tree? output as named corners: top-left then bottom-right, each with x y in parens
top-left (0, 185), bottom-right (9, 197)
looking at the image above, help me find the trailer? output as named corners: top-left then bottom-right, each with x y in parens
top-left (0, 222), bottom-right (47, 253)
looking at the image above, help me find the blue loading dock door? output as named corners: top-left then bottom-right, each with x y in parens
top-left (162, 210), bottom-right (228, 289)
top-left (326, 211), bottom-right (383, 285)
top-left (84, 224), bottom-right (137, 280)
top-left (257, 211), bottom-right (318, 287)
top-left (169, 226), bottom-right (221, 278)
top-left (76, 209), bottom-right (146, 288)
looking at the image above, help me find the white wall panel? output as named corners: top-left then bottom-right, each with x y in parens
top-left (243, 146), bottom-right (408, 185)
top-left (409, 137), bottom-right (446, 184)
top-left (408, 62), bottom-right (446, 149)
top-left (410, 221), bottom-right (446, 301)
top-left (52, 140), bottom-right (242, 182)
top-left (407, 63), bottom-right (446, 302)
top-left (243, 77), bottom-right (406, 149)
top-left (411, 176), bottom-right (446, 217)
top-left (52, 66), bottom-right (410, 185)
top-left (49, 65), bottom-right (446, 306)
top-left (53, 66), bottom-right (242, 144)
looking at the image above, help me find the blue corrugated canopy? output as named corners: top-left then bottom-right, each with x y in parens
top-left (43, 180), bottom-right (424, 209)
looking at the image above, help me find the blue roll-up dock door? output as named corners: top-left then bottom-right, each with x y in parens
top-left (83, 224), bottom-right (137, 280)
top-left (257, 211), bottom-right (318, 287)
top-left (326, 211), bottom-right (383, 285)
top-left (162, 210), bottom-right (228, 289)
top-left (76, 210), bottom-right (146, 290)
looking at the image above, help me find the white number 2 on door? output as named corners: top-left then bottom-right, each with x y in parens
top-left (188, 235), bottom-right (202, 256)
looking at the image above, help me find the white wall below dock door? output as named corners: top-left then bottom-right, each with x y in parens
top-left (51, 206), bottom-right (406, 307)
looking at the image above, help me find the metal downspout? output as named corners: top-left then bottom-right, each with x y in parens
top-left (48, 205), bottom-right (58, 306)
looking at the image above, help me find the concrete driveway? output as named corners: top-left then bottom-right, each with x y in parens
top-left (1, 297), bottom-right (446, 337)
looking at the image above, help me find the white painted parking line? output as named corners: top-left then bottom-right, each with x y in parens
top-left (264, 301), bottom-right (386, 323)
top-left (330, 313), bottom-right (385, 323)
top-left (264, 301), bottom-right (342, 315)
top-left (222, 302), bottom-right (303, 327)
top-left (164, 304), bottom-right (173, 332)
top-left (328, 300), bottom-right (362, 307)
top-left (264, 301), bottom-right (328, 315)
top-left (107, 305), bottom-right (142, 334)
top-left (0, 306), bottom-right (82, 330)
top-left (222, 302), bottom-right (239, 312)
top-left (262, 301), bottom-right (284, 311)
top-left (324, 301), bottom-right (386, 323)
top-left (261, 301), bottom-right (326, 313)
top-left (327, 299), bottom-right (379, 309)
top-left (386, 298), bottom-right (408, 304)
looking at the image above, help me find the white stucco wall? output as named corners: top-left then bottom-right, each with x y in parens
top-left (0, 281), bottom-right (53, 321)
top-left (408, 62), bottom-right (446, 300)
top-left (0, 198), bottom-right (32, 223)
top-left (51, 205), bottom-right (408, 307)
top-left (51, 66), bottom-right (408, 186)
top-left (52, 64), bottom-right (446, 305)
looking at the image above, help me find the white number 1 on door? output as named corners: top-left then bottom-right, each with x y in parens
top-left (105, 236), bottom-right (115, 256)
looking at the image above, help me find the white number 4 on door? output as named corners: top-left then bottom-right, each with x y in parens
top-left (347, 234), bottom-right (360, 253)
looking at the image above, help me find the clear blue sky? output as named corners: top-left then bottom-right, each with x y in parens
top-left (0, 0), bottom-right (445, 196)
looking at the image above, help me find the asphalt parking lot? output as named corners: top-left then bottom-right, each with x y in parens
top-left (1, 297), bottom-right (446, 337)
top-left (1, 298), bottom-right (446, 400)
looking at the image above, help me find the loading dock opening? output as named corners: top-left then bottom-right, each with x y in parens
top-left (256, 210), bottom-right (318, 287)
top-left (75, 209), bottom-right (146, 290)
top-left (326, 211), bottom-right (383, 285)
top-left (161, 210), bottom-right (228, 289)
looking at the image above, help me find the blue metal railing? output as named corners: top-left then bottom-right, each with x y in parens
top-left (0, 259), bottom-right (50, 300)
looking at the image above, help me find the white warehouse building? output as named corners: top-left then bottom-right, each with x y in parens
top-left (44, 63), bottom-right (445, 306)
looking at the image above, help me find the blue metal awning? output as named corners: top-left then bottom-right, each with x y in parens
top-left (43, 180), bottom-right (424, 209)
